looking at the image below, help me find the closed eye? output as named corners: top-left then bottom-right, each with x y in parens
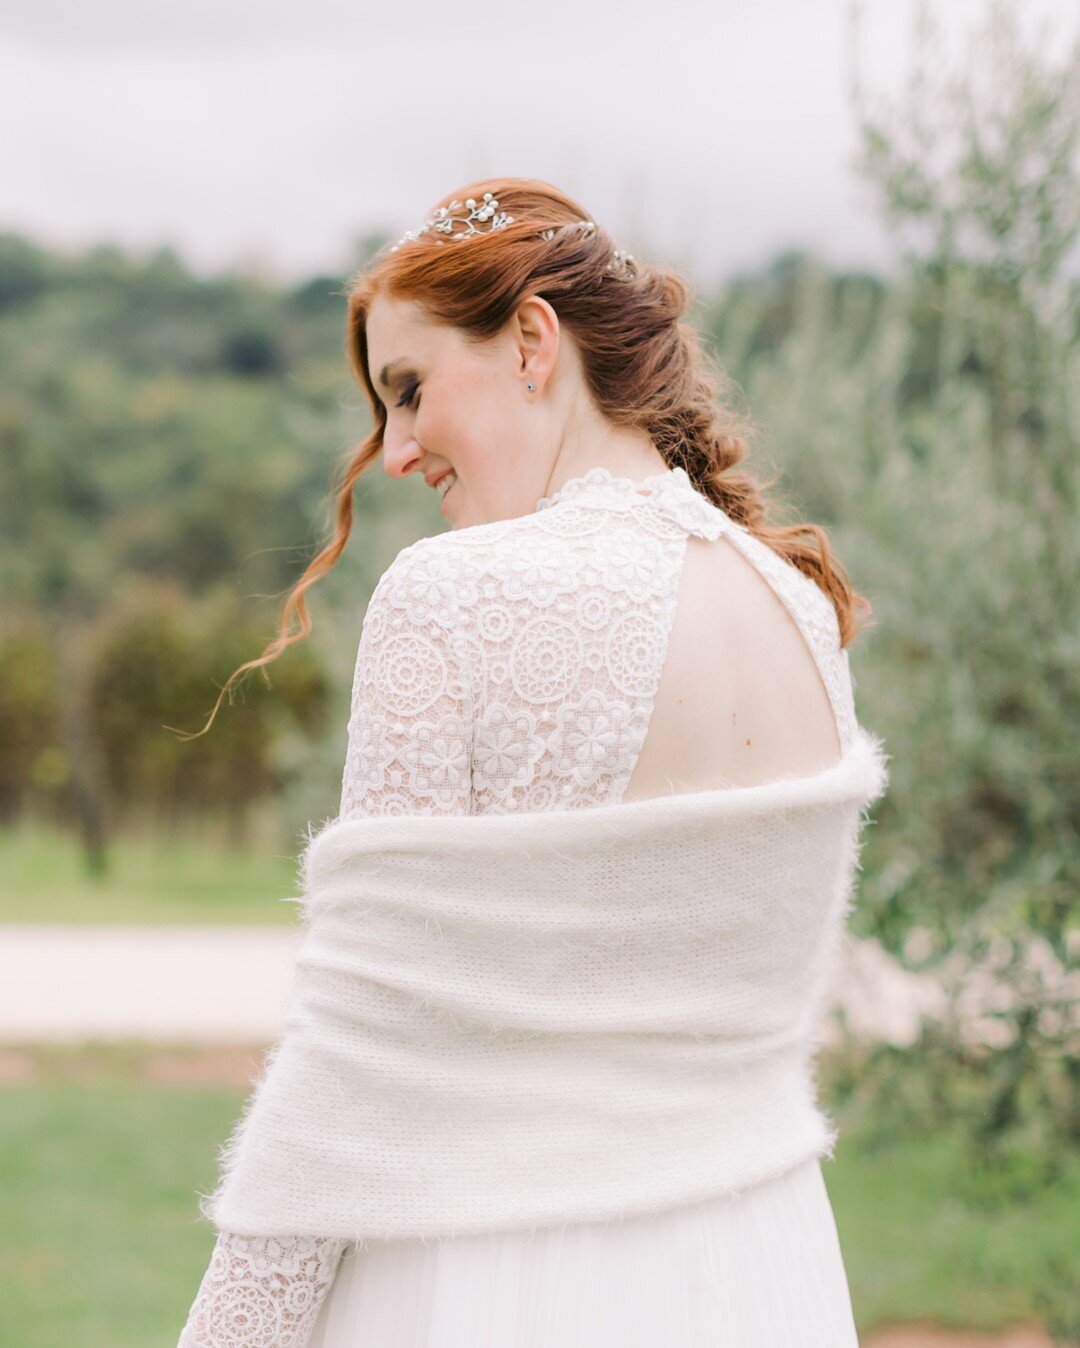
top-left (396, 383), bottom-right (419, 410)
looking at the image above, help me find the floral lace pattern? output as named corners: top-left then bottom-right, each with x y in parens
top-left (535, 466), bottom-right (855, 751)
top-left (338, 472), bottom-right (690, 817)
top-left (178, 464), bottom-right (857, 1345)
top-left (177, 1233), bottom-right (347, 1347)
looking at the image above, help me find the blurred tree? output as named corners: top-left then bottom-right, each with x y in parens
top-left (0, 234), bottom-right (50, 312)
top-left (0, 241), bottom-right (358, 872)
top-left (0, 623), bottom-right (62, 825)
top-left (88, 582), bottom-right (332, 849)
top-left (847, 0), bottom-right (1079, 1174)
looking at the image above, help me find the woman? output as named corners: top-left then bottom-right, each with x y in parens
top-left (178, 178), bottom-right (885, 1347)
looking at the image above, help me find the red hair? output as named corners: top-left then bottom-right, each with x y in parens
top-left (184, 176), bottom-right (873, 739)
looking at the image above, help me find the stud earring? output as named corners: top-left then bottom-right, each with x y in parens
top-left (526, 381), bottom-right (536, 392)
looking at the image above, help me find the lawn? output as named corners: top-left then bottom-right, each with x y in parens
top-left (0, 820), bottom-right (301, 925)
top-left (1, 1042), bottom-right (1077, 1346)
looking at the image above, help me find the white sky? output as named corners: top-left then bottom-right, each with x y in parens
top-left (1, 0), bottom-right (1075, 287)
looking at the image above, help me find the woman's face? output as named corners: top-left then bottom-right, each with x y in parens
top-left (365, 292), bottom-right (563, 529)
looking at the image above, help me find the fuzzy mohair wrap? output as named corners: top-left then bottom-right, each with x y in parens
top-left (198, 726), bottom-right (889, 1246)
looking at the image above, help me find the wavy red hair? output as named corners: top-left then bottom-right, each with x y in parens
top-left (183, 176), bottom-right (874, 739)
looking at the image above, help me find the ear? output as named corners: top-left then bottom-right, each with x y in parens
top-left (511, 296), bottom-right (560, 390)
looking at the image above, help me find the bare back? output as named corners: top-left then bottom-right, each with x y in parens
top-left (624, 533), bottom-right (843, 801)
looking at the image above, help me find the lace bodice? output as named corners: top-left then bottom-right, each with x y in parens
top-left (177, 465), bottom-right (855, 1346)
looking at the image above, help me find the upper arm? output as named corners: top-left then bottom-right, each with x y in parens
top-left (339, 541), bottom-right (474, 819)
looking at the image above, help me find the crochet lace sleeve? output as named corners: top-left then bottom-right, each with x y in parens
top-left (338, 539), bottom-right (474, 819)
top-left (178, 547), bottom-right (473, 1346)
top-left (176, 1232), bottom-right (345, 1346)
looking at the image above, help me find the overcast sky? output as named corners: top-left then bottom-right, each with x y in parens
top-left (2, 0), bottom-right (1075, 287)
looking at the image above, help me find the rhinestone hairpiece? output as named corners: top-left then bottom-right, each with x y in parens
top-left (388, 192), bottom-right (634, 273)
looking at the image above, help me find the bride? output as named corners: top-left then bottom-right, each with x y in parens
top-left (178, 178), bottom-right (886, 1347)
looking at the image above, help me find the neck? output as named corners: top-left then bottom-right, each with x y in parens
top-left (543, 418), bottom-right (669, 501)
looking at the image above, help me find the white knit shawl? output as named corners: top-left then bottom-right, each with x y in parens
top-left (199, 725), bottom-right (889, 1245)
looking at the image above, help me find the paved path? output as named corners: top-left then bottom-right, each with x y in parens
top-left (0, 925), bottom-right (302, 1042)
top-left (0, 925), bottom-right (951, 1045)
top-left (862, 1328), bottom-right (1062, 1347)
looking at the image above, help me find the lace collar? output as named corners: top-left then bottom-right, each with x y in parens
top-left (534, 465), bottom-right (733, 541)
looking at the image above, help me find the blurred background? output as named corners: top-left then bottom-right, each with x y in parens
top-left (0, 0), bottom-right (1077, 1343)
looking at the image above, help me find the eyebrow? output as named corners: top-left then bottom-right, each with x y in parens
top-left (375, 359), bottom-right (412, 391)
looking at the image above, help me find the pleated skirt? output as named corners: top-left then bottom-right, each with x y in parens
top-left (306, 1155), bottom-right (860, 1347)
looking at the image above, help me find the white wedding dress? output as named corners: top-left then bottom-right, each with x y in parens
top-left (178, 465), bottom-right (862, 1347)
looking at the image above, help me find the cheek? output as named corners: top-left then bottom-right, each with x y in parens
top-left (425, 370), bottom-right (516, 456)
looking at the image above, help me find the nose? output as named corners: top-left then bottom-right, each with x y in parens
top-left (382, 435), bottom-right (423, 481)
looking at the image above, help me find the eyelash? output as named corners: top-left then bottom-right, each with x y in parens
top-left (396, 383), bottom-right (419, 410)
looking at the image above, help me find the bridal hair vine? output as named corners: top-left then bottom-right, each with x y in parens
top-left (389, 192), bottom-right (635, 273)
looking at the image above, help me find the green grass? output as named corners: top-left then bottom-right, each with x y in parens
top-left (1, 1043), bottom-right (1077, 1347)
top-left (0, 819), bottom-right (301, 924)
top-left (1, 1049), bottom-right (242, 1345)
top-left (828, 1129), bottom-right (1079, 1338)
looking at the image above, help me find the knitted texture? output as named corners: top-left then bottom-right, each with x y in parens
top-left (198, 723), bottom-right (888, 1244)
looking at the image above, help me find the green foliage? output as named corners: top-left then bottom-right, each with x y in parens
top-left (0, 239), bottom-right (365, 854)
top-left (834, 0), bottom-right (1080, 1169)
top-left (0, 234), bottom-right (51, 312)
top-left (0, 627), bottom-right (62, 820)
top-left (89, 583), bottom-right (333, 835)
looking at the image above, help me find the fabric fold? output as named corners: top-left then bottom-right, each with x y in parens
top-left (198, 726), bottom-right (889, 1245)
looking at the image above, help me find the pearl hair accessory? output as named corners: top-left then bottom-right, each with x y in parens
top-left (389, 193), bottom-right (634, 273)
